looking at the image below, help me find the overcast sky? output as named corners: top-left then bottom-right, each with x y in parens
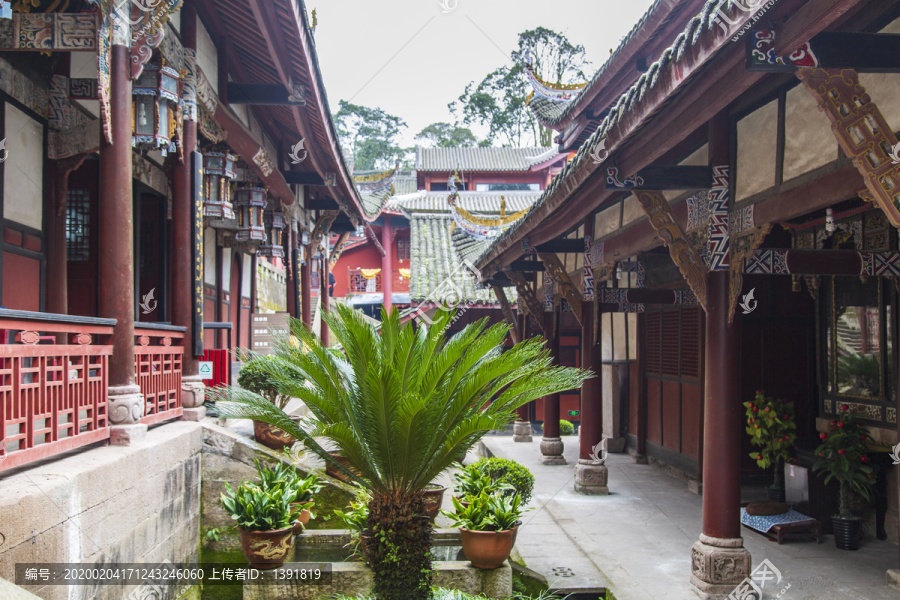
top-left (314, 0), bottom-right (655, 147)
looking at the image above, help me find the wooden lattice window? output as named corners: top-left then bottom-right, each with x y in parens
top-left (348, 270), bottom-right (382, 293)
top-left (397, 237), bottom-right (410, 261)
top-left (66, 189), bottom-right (91, 262)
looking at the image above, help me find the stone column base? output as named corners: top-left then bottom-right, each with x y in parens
top-left (540, 437), bottom-right (566, 465)
top-left (633, 454), bottom-right (648, 464)
top-left (108, 384), bottom-right (148, 446)
top-left (887, 569), bottom-right (900, 591)
top-left (690, 534), bottom-right (751, 599)
top-left (181, 406), bottom-right (207, 422)
top-left (574, 460), bottom-right (608, 495)
top-left (181, 375), bottom-right (206, 409)
top-left (512, 421), bottom-right (533, 443)
top-left (605, 436), bottom-right (627, 453)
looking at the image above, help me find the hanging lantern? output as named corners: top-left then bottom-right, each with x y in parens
top-left (300, 230), bottom-right (310, 246)
top-left (202, 152), bottom-right (236, 218)
top-left (132, 58), bottom-right (183, 156)
top-left (235, 187), bottom-right (267, 242)
top-left (259, 209), bottom-right (286, 257)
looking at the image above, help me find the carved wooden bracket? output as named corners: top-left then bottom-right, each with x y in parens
top-left (632, 190), bottom-right (709, 312)
top-left (537, 252), bottom-right (583, 325)
top-left (311, 210), bottom-right (340, 249)
top-left (491, 285), bottom-right (519, 344)
top-left (728, 224), bottom-right (773, 323)
top-left (798, 68), bottom-right (900, 227)
top-left (329, 231), bottom-right (351, 267)
top-left (507, 271), bottom-right (545, 336)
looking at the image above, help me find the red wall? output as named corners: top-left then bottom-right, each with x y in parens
top-left (3, 251), bottom-right (40, 311)
top-left (331, 225), bottom-right (411, 299)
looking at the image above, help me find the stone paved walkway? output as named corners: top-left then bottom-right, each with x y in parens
top-left (479, 435), bottom-right (899, 600)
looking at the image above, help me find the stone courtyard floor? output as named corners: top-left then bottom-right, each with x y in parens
top-left (479, 435), bottom-right (899, 600)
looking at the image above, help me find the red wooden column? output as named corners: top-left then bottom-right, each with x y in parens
top-left (575, 299), bottom-right (608, 493)
top-left (285, 224), bottom-right (297, 318)
top-left (45, 162), bottom-right (67, 317)
top-left (382, 215), bottom-right (393, 315)
top-left (98, 17), bottom-right (144, 444)
top-left (173, 4), bottom-right (205, 419)
top-left (512, 312), bottom-right (533, 441)
top-left (540, 307), bottom-right (566, 464)
top-left (320, 253), bottom-right (331, 346)
top-left (690, 114), bottom-right (750, 596)
top-left (635, 312), bottom-right (649, 463)
top-left (301, 231), bottom-right (312, 329)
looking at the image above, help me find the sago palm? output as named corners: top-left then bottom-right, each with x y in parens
top-left (214, 304), bottom-right (588, 600)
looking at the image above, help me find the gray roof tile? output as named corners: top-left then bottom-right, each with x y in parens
top-left (415, 146), bottom-right (552, 172)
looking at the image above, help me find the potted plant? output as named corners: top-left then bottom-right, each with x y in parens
top-left (813, 404), bottom-right (876, 550)
top-left (334, 486), bottom-right (372, 562)
top-left (238, 358), bottom-right (298, 451)
top-left (256, 460), bottom-right (323, 533)
top-left (442, 490), bottom-right (526, 569)
top-left (215, 305), bottom-right (588, 600)
top-left (468, 457), bottom-right (535, 504)
top-left (744, 390), bottom-right (796, 503)
top-left (422, 483), bottom-right (447, 522)
top-left (220, 481), bottom-right (300, 569)
top-left (452, 467), bottom-right (514, 511)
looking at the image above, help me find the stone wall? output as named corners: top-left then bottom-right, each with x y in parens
top-left (0, 421), bottom-right (203, 600)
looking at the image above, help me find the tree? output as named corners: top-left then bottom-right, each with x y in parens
top-left (215, 305), bottom-right (588, 600)
top-left (415, 122), bottom-right (479, 148)
top-left (451, 27), bottom-right (591, 147)
top-left (333, 100), bottom-right (408, 171)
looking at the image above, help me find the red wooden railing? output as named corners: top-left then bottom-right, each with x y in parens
top-left (134, 325), bottom-right (184, 426)
top-left (0, 310), bottom-right (115, 472)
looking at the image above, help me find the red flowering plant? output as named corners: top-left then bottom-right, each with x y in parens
top-left (744, 390), bottom-right (797, 491)
top-left (812, 404), bottom-right (875, 519)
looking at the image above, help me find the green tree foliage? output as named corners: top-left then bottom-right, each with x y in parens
top-left (451, 27), bottom-right (591, 147)
top-left (813, 405), bottom-right (875, 518)
top-left (213, 305), bottom-right (589, 600)
top-left (333, 100), bottom-right (409, 171)
top-left (415, 122), bottom-right (480, 148)
top-left (744, 390), bottom-right (797, 488)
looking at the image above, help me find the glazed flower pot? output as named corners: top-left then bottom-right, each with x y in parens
top-left (291, 502), bottom-right (312, 534)
top-left (325, 452), bottom-right (361, 482)
top-left (422, 484), bottom-right (447, 522)
top-left (832, 516), bottom-right (862, 551)
top-left (238, 526), bottom-right (294, 569)
top-left (252, 416), bottom-right (301, 451)
top-left (459, 526), bottom-right (517, 569)
top-left (767, 485), bottom-right (786, 503)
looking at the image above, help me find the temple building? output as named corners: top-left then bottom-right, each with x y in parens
top-left (473, 0), bottom-right (900, 594)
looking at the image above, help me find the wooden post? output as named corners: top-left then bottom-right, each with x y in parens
top-left (321, 253), bottom-right (330, 346)
top-left (575, 299), bottom-right (608, 493)
top-left (99, 16), bottom-right (144, 443)
top-left (285, 224), bottom-right (297, 318)
top-left (690, 113), bottom-right (750, 597)
top-left (635, 312), bottom-right (648, 463)
top-left (382, 215), bottom-right (393, 315)
top-left (301, 232), bottom-right (312, 329)
top-left (540, 306), bottom-right (566, 464)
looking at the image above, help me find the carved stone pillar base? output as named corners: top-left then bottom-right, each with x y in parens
top-left (574, 460), bottom-right (608, 495)
top-left (181, 375), bottom-right (206, 409)
top-left (690, 534), bottom-right (751, 599)
top-left (633, 454), bottom-right (648, 464)
top-left (886, 568), bottom-right (900, 591)
top-left (182, 407), bottom-right (207, 422)
top-left (108, 384), bottom-right (147, 446)
top-left (512, 421), bottom-right (533, 443)
top-left (540, 437), bottom-right (566, 465)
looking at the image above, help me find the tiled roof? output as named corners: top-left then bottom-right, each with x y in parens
top-left (529, 0), bottom-right (682, 129)
top-left (474, 0), bottom-right (743, 268)
top-left (387, 191), bottom-right (541, 215)
top-left (415, 146), bottom-right (553, 172)
top-left (354, 170), bottom-right (417, 218)
top-left (405, 191), bottom-right (541, 304)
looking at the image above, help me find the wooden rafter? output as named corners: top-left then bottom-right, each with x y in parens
top-left (537, 253), bottom-right (583, 325)
top-left (632, 190), bottom-right (708, 311)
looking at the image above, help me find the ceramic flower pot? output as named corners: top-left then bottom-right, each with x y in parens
top-left (832, 516), bottom-right (862, 551)
top-left (422, 484), bottom-right (447, 522)
top-left (291, 502), bottom-right (312, 534)
top-left (325, 452), bottom-right (360, 482)
top-left (459, 526), bottom-right (518, 569)
top-left (238, 526), bottom-right (294, 569)
top-left (252, 416), bottom-right (301, 451)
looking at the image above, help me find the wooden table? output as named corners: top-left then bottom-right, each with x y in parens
top-left (770, 518), bottom-right (823, 545)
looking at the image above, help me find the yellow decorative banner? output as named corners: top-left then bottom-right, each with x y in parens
top-left (359, 268), bottom-right (381, 279)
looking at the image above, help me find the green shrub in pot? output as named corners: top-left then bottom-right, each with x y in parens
top-left (468, 457), bottom-right (535, 503)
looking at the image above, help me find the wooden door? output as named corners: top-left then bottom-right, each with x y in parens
top-left (66, 159), bottom-right (99, 317)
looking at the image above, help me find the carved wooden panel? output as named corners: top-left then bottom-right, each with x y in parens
top-left (538, 252), bottom-right (583, 325)
top-left (508, 271), bottom-right (545, 336)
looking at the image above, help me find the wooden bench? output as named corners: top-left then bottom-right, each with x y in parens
top-left (771, 519), bottom-right (823, 545)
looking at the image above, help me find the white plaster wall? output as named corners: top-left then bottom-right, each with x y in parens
top-left (69, 52), bottom-right (100, 118)
top-left (242, 253), bottom-right (252, 297)
top-left (168, 12), bottom-right (180, 34)
top-left (196, 19), bottom-right (218, 94)
top-left (860, 73), bottom-right (900, 137)
top-left (204, 227), bottom-right (216, 285)
top-left (736, 99), bottom-right (778, 200)
top-left (621, 194), bottom-right (643, 228)
top-left (3, 104), bottom-right (43, 230)
top-left (222, 247), bottom-right (232, 291)
top-left (783, 84), bottom-right (838, 181)
top-left (664, 143), bottom-right (709, 201)
top-left (612, 312), bottom-right (628, 361)
top-left (595, 203), bottom-right (620, 239)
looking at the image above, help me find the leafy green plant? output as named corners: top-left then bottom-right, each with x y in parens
top-left (220, 481), bottom-right (300, 531)
top-left (744, 390), bottom-right (797, 490)
top-left (469, 457), bottom-right (535, 504)
top-left (204, 528), bottom-right (220, 542)
top-left (442, 490), bottom-right (526, 532)
top-left (238, 358), bottom-right (291, 410)
top-left (541, 419), bottom-right (575, 436)
top-left (813, 404), bottom-right (876, 519)
top-left (452, 465), bottom-right (513, 500)
top-left (213, 305), bottom-right (589, 600)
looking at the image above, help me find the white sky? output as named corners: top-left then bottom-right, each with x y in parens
top-left (314, 0), bottom-right (656, 147)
